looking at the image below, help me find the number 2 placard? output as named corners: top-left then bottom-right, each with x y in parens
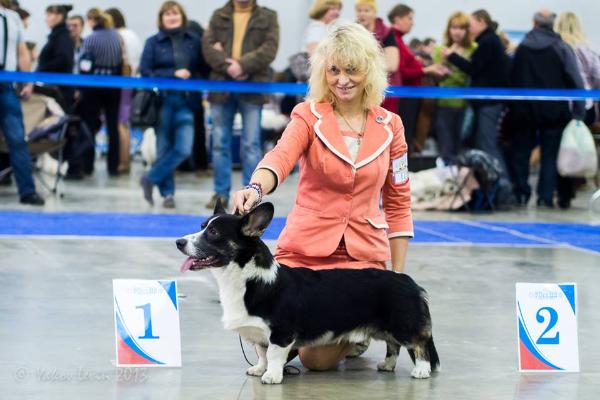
top-left (516, 283), bottom-right (579, 372)
top-left (113, 279), bottom-right (182, 367)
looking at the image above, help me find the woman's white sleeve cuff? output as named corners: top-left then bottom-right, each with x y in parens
top-left (388, 231), bottom-right (415, 239)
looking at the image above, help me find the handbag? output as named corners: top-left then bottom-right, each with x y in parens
top-left (130, 89), bottom-right (161, 128)
top-left (557, 119), bottom-right (598, 178)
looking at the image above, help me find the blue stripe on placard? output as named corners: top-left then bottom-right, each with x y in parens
top-left (558, 285), bottom-right (576, 314)
top-left (2, 71), bottom-right (600, 100)
top-left (159, 280), bottom-right (178, 311)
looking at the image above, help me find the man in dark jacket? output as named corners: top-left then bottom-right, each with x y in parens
top-left (202, 0), bottom-right (279, 209)
top-left (507, 9), bottom-right (585, 209)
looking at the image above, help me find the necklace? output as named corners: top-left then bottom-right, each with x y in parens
top-left (337, 110), bottom-right (367, 145)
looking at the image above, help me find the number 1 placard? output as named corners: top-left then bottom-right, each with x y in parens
top-left (113, 279), bottom-right (182, 367)
top-left (516, 283), bottom-right (579, 372)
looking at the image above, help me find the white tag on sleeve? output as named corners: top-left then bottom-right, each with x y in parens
top-left (392, 154), bottom-right (409, 185)
top-left (80, 59), bottom-right (92, 72)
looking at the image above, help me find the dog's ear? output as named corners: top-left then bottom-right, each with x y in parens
top-left (213, 198), bottom-right (227, 215)
top-left (241, 203), bottom-right (274, 237)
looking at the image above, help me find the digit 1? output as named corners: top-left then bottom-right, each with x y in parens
top-left (136, 303), bottom-right (160, 339)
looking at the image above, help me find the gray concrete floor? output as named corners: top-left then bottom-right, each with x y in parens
top-left (1, 160), bottom-right (599, 399)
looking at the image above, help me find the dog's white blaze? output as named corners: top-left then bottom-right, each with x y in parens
top-left (241, 259), bottom-right (279, 284)
top-left (211, 262), bottom-right (270, 343)
top-left (182, 217), bottom-right (220, 256)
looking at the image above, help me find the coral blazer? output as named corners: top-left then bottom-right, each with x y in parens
top-left (257, 100), bottom-right (413, 263)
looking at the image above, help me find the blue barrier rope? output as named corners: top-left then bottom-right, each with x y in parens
top-left (2, 71), bottom-right (600, 100)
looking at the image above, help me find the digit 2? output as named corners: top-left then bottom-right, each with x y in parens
top-left (536, 307), bottom-right (559, 345)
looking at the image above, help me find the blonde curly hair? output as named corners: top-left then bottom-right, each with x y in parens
top-left (308, 23), bottom-right (388, 110)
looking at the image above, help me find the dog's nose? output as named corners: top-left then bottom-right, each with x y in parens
top-left (176, 238), bottom-right (187, 250)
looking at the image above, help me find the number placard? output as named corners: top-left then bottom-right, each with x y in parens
top-left (113, 279), bottom-right (182, 367)
top-left (516, 283), bottom-right (579, 372)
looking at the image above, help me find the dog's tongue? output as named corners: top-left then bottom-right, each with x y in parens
top-left (180, 257), bottom-right (195, 273)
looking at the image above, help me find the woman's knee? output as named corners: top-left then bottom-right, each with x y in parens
top-left (298, 344), bottom-right (350, 371)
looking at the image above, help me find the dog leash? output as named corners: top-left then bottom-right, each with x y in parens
top-left (238, 334), bottom-right (301, 376)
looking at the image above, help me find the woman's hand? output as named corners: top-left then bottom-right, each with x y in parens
top-left (174, 69), bottom-right (191, 79)
top-left (424, 64), bottom-right (449, 77)
top-left (232, 188), bottom-right (259, 214)
top-left (440, 47), bottom-right (453, 58)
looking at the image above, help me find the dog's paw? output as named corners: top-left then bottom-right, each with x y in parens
top-left (411, 361), bottom-right (431, 379)
top-left (246, 365), bottom-right (267, 377)
top-left (377, 360), bottom-right (396, 372)
top-left (261, 370), bottom-right (283, 384)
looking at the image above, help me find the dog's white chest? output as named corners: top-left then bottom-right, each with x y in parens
top-left (211, 266), bottom-right (270, 344)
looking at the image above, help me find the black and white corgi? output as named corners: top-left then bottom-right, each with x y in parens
top-left (176, 201), bottom-right (439, 384)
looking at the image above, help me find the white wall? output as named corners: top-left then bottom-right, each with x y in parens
top-left (19, 0), bottom-right (600, 71)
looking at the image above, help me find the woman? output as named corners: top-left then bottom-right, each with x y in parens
top-left (106, 7), bottom-right (144, 174)
top-left (442, 9), bottom-right (510, 174)
top-left (73, 8), bottom-right (123, 178)
top-left (555, 12), bottom-right (600, 125)
top-left (387, 4), bottom-right (447, 153)
top-left (304, 0), bottom-right (342, 57)
top-left (432, 12), bottom-right (477, 164)
top-left (139, 1), bottom-right (206, 208)
top-left (355, 0), bottom-right (400, 115)
top-left (232, 23), bottom-right (413, 371)
top-left (37, 4), bottom-right (75, 111)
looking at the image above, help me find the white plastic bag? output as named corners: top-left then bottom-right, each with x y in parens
top-left (557, 120), bottom-right (598, 178)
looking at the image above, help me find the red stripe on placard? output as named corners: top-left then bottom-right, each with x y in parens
top-left (519, 341), bottom-right (554, 370)
top-left (117, 336), bottom-right (154, 365)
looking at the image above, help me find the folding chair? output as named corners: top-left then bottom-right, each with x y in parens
top-left (0, 115), bottom-right (77, 196)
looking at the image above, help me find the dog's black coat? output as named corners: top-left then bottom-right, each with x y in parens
top-left (177, 202), bottom-right (439, 378)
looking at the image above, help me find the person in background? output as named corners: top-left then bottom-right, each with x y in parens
top-left (37, 4), bottom-right (75, 111)
top-left (388, 4), bottom-right (447, 153)
top-left (203, 0), bottom-right (279, 209)
top-left (413, 37), bottom-right (438, 152)
top-left (14, 6), bottom-right (27, 27)
top-left (106, 7), bottom-right (143, 174)
top-left (139, 1), bottom-right (207, 208)
top-left (355, 0), bottom-right (400, 114)
top-left (421, 38), bottom-right (436, 60)
top-left (432, 12), bottom-right (477, 164)
top-left (232, 23), bottom-right (413, 370)
top-left (555, 12), bottom-right (600, 125)
top-left (67, 15), bottom-right (84, 56)
top-left (304, 0), bottom-right (342, 57)
top-left (14, 8), bottom-right (35, 65)
top-left (442, 9), bottom-right (510, 174)
top-left (408, 38), bottom-right (422, 53)
top-left (0, 0), bottom-right (44, 204)
top-left (180, 19), bottom-right (211, 173)
top-left (507, 10), bottom-right (585, 209)
top-left (70, 8), bottom-right (122, 179)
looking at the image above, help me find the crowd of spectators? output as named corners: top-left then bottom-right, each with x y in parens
top-left (0, 0), bottom-right (598, 210)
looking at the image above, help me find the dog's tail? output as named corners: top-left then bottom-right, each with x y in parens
top-left (407, 336), bottom-right (440, 372)
top-left (427, 336), bottom-right (440, 372)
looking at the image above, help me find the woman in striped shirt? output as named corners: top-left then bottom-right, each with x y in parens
top-left (72, 8), bottom-right (123, 178)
